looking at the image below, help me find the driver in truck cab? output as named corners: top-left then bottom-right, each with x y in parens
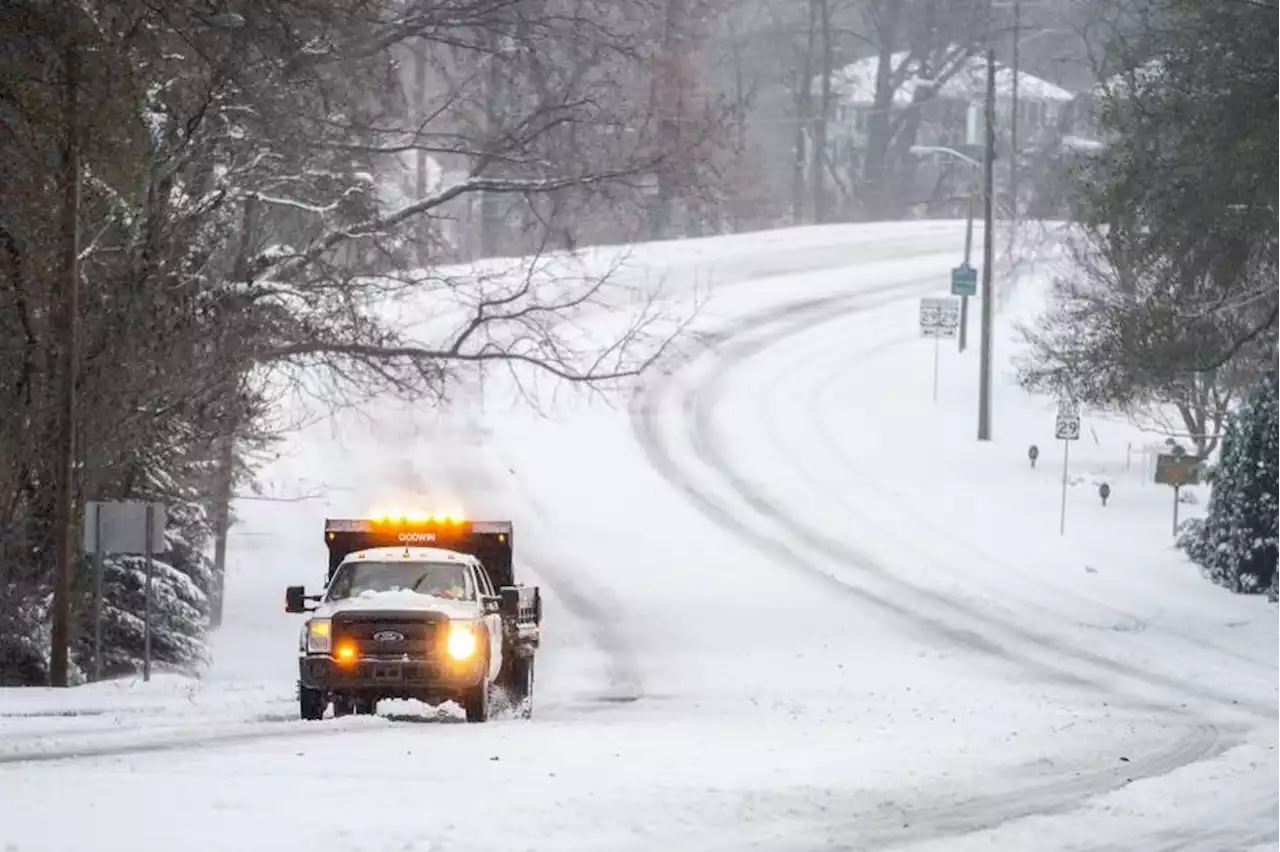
top-left (423, 575), bottom-right (466, 600)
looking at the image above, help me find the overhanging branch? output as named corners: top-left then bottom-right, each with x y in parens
top-left (253, 163), bottom-right (661, 283)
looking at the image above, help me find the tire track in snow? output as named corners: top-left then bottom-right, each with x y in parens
top-left (716, 294), bottom-right (1276, 850)
top-left (477, 239), bottom-right (971, 713)
top-left (0, 716), bottom-right (406, 765)
top-left (628, 281), bottom-right (1267, 845)
top-left (498, 459), bottom-right (645, 707)
top-left (732, 722), bottom-right (1227, 852)
top-left (641, 286), bottom-right (1271, 721)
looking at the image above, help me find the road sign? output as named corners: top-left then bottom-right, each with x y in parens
top-left (1054, 400), bottom-right (1080, 441)
top-left (1154, 454), bottom-right (1200, 487)
top-left (84, 501), bottom-right (167, 554)
top-left (1054, 415), bottom-right (1080, 440)
top-left (1155, 453), bottom-right (1200, 537)
top-left (950, 263), bottom-right (977, 297)
top-left (84, 500), bottom-right (167, 683)
top-left (919, 296), bottom-right (960, 339)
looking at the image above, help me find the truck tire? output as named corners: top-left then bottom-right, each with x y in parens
top-left (299, 686), bottom-right (327, 721)
top-left (332, 695), bottom-right (355, 717)
top-left (355, 697), bottom-right (378, 716)
top-left (463, 676), bottom-right (491, 723)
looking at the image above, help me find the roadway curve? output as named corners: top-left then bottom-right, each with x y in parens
top-left (630, 275), bottom-right (1277, 848)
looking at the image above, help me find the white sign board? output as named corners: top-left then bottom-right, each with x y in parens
top-left (1054, 400), bottom-right (1081, 441)
top-left (965, 102), bottom-right (986, 147)
top-left (919, 296), bottom-right (961, 339)
top-left (83, 501), bottom-right (167, 554)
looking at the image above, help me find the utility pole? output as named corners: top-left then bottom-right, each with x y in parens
top-left (977, 47), bottom-right (996, 442)
top-left (1010, 0), bottom-right (1021, 227)
top-left (49, 12), bottom-right (81, 687)
top-left (209, 197), bottom-right (257, 629)
top-left (958, 192), bottom-right (974, 352)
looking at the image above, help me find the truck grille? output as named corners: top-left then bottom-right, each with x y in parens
top-left (333, 613), bottom-right (445, 660)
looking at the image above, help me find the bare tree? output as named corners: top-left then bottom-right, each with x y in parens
top-left (1, 0), bottom-right (709, 681)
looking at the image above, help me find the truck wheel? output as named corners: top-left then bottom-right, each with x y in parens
top-left (463, 677), bottom-right (491, 723)
top-left (299, 686), bottom-right (327, 721)
top-left (355, 697), bottom-right (378, 716)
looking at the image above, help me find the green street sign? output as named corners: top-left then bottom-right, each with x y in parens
top-left (951, 263), bottom-right (977, 297)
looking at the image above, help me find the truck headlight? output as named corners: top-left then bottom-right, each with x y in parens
top-left (306, 619), bottom-right (332, 654)
top-left (447, 621), bottom-right (478, 661)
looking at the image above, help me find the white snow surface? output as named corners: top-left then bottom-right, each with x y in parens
top-left (1, 222), bottom-right (1275, 852)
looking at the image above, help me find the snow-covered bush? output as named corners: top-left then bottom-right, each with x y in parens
top-left (71, 465), bottom-right (216, 679)
top-left (0, 590), bottom-right (51, 686)
top-left (1178, 376), bottom-right (1279, 593)
top-left (75, 552), bottom-right (209, 679)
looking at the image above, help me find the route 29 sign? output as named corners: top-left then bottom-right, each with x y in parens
top-left (1054, 400), bottom-right (1080, 441)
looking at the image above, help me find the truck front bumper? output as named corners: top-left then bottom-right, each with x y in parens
top-left (299, 655), bottom-right (484, 701)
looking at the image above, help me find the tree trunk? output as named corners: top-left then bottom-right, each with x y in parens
top-left (792, 5), bottom-right (816, 223)
top-left (480, 29), bottom-right (503, 258)
top-left (49, 23), bottom-right (81, 688)
top-left (861, 14), bottom-right (900, 219)
top-left (811, 0), bottom-right (833, 224)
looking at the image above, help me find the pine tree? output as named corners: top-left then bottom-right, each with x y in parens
top-left (72, 457), bottom-right (216, 681)
top-left (1179, 375), bottom-right (1279, 593)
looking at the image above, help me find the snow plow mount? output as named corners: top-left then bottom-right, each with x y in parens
top-left (501, 585), bottom-right (542, 650)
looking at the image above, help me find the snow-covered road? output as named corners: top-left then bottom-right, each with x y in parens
top-left (1, 223), bottom-right (1275, 852)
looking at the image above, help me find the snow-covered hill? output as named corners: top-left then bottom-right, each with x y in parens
top-left (1, 221), bottom-right (1274, 852)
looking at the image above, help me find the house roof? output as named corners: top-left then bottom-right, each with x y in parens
top-left (825, 49), bottom-right (1075, 107)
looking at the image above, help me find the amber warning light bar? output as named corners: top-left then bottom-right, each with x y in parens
top-left (324, 517), bottom-right (511, 535)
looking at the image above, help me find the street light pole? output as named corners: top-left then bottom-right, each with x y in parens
top-left (1010, 0), bottom-right (1021, 228)
top-left (959, 193), bottom-right (974, 352)
top-left (977, 47), bottom-right (996, 441)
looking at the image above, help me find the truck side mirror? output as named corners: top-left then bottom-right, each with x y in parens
top-left (285, 585), bottom-right (309, 614)
top-left (480, 595), bottom-right (502, 615)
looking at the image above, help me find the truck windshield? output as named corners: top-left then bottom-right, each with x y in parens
top-left (326, 561), bottom-right (473, 601)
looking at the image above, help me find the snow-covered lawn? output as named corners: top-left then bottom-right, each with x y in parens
top-left (1, 221), bottom-right (1274, 852)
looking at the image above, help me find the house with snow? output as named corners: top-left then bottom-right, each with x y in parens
top-left (816, 49), bottom-right (1081, 217)
top-left (825, 48), bottom-right (1078, 156)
